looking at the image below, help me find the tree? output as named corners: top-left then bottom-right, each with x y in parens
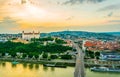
top-left (85, 50), bottom-right (95, 59)
top-left (10, 52), bottom-right (16, 58)
top-left (0, 41), bottom-right (72, 59)
top-left (89, 51), bottom-right (95, 59)
top-left (28, 53), bottom-right (34, 58)
top-left (22, 53), bottom-right (27, 58)
top-left (95, 52), bottom-right (100, 57)
top-left (1, 52), bottom-right (5, 56)
top-left (61, 55), bottom-right (72, 59)
top-left (50, 55), bottom-right (58, 59)
top-left (95, 52), bottom-right (100, 59)
top-left (55, 38), bottom-right (66, 44)
top-left (42, 53), bottom-right (48, 59)
top-left (31, 37), bottom-right (54, 41)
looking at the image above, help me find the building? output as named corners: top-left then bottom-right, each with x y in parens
top-left (0, 36), bottom-right (8, 42)
top-left (63, 40), bottom-right (73, 47)
top-left (84, 40), bottom-right (120, 51)
top-left (100, 51), bottom-right (120, 61)
top-left (22, 31), bottom-right (40, 40)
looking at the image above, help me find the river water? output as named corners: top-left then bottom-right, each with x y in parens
top-left (0, 62), bottom-right (120, 77)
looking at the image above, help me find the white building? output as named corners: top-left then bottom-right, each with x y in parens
top-left (0, 37), bottom-right (8, 42)
top-left (22, 31), bottom-right (40, 40)
top-left (100, 51), bottom-right (120, 61)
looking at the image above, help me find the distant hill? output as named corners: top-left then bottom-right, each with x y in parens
top-left (40, 31), bottom-right (119, 40)
top-left (102, 32), bottom-right (120, 36)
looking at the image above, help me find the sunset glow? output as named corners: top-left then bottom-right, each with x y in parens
top-left (0, 0), bottom-right (120, 33)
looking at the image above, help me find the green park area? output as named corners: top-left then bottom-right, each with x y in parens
top-left (0, 37), bottom-right (72, 60)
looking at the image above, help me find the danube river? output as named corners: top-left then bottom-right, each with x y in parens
top-left (0, 62), bottom-right (120, 77)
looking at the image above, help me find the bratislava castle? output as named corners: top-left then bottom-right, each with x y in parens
top-left (22, 31), bottom-right (40, 40)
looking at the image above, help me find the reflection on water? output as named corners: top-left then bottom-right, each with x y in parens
top-left (28, 64), bottom-right (34, 70)
top-left (51, 67), bottom-right (55, 71)
top-left (2, 62), bottom-right (6, 67)
top-left (23, 63), bottom-right (27, 68)
top-left (35, 64), bottom-right (39, 70)
top-left (11, 64), bottom-right (17, 68)
top-left (0, 61), bottom-right (120, 77)
top-left (43, 66), bottom-right (48, 71)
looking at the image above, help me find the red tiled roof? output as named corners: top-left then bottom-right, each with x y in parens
top-left (84, 41), bottom-right (95, 47)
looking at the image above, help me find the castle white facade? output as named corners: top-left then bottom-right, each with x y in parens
top-left (22, 31), bottom-right (40, 40)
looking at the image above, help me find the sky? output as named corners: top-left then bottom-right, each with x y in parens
top-left (0, 0), bottom-right (120, 33)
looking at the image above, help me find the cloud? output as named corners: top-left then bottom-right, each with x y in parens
top-left (109, 20), bottom-right (120, 23)
top-left (98, 3), bottom-right (120, 11)
top-left (107, 12), bottom-right (113, 17)
top-left (0, 17), bottom-right (20, 33)
top-left (114, 16), bottom-right (120, 18)
top-left (62, 0), bottom-right (105, 5)
top-left (0, 0), bottom-right (6, 4)
top-left (66, 16), bottom-right (74, 20)
top-left (103, 12), bottom-right (113, 18)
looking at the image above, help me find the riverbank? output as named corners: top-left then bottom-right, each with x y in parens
top-left (1, 58), bottom-right (120, 67)
top-left (0, 58), bottom-right (75, 66)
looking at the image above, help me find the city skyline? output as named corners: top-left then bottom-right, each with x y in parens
top-left (0, 0), bottom-right (120, 33)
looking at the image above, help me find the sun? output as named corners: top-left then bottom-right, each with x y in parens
top-left (1, 0), bottom-right (60, 25)
top-left (23, 3), bottom-right (46, 18)
top-left (4, 0), bottom-right (47, 20)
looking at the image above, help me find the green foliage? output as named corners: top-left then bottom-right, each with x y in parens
top-left (0, 41), bottom-right (72, 59)
top-left (31, 37), bottom-right (54, 41)
top-left (95, 52), bottom-right (100, 57)
top-left (43, 53), bottom-right (48, 58)
top-left (22, 53), bottom-right (27, 58)
top-left (12, 38), bottom-right (17, 40)
top-left (35, 55), bottom-right (39, 59)
top-left (85, 50), bottom-right (101, 59)
top-left (50, 55), bottom-right (58, 59)
top-left (90, 54), bottom-right (95, 58)
top-left (55, 38), bottom-right (66, 44)
top-left (0, 41), bottom-right (23, 53)
top-left (39, 44), bottom-right (72, 53)
top-left (116, 49), bottom-right (120, 52)
top-left (28, 53), bottom-right (34, 58)
top-left (1, 52), bottom-right (5, 56)
top-left (73, 49), bottom-right (76, 52)
top-left (60, 55), bottom-right (72, 60)
top-left (10, 52), bottom-right (16, 58)
top-left (96, 56), bottom-right (99, 59)
top-left (85, 50), bottom-right (90, 57)
top-left (85, 50), bottom-right (95, 59)
top-left (88, 51), bottom-right (94, 58)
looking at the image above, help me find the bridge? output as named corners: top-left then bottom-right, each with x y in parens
top-left (72, 41), bottom-right (85, 77)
